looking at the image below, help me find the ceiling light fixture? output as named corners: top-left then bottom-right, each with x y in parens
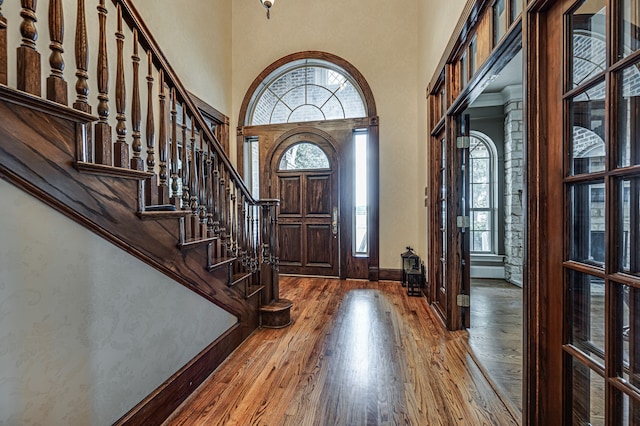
top-left (260, 0), bottom-right (275, 19)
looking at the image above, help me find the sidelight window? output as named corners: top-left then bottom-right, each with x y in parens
top-left (354, 130), bottom-right (368, 256)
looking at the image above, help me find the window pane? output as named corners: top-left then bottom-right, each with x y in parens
top-left (618, 64), bottom-right (640, 168)
top-left (569, 270), bottom-right (605, 364)
top-left (569, 358), bottom-right (605, 425)
top-left (510, 0), bottom-right (523, 23)
top-left (620, 284), bottom-right (640, 394)
top-left (471, 211), bottom-right (492, 252)
top-left (570, 81), bottom-right (606, 175)
top-left (472, 231), bottom-right (491, 252)
top-left (289, 105), bottom-right (325, 123)
top-left (469, 37), bottom-right (477, 77)
top-left (571, 0), bottom-right (607, 88)
top-left (620, 0), bottom-right (640, 59)
top-left (354, 132), bottom-right (368, 256)
top-left (570, 182), bottom-right (606, 266)
top-left (494, 0), bottom-right (506, 45)
top-left (472, 184), bottom-right (490, 208)
top-left (249, 63), bottom-right (367, 125)
top-left (279, 142), bottom-right (330, 170)
top-left (621, 178), bottom-right (640, 275)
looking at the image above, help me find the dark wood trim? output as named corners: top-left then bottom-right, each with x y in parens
top-left (0, 84), bottom-right (95, 123)
top-left (114, 323), bottom-right (245, 426)
top-left (525, 1), bottom-right (565, 424)
top-left (75, 161), bottom-right (154, 180)
top-left (379, 268), bottom-right (402, 281)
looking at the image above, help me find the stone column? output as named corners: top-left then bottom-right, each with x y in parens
top-left (503, 88), bottom-right (524, 286)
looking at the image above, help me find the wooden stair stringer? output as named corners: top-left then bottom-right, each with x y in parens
top-left (0, 90), bottom-right (260, 340)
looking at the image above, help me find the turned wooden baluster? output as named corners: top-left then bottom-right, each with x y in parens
top-left (180, 106), bottom-right (189, 210)
top-left (130, 30), bottom-right (143, 171)
top-left (253, 216), bottom-right (260, 271)
top-left (225, 178), bottom-right (232, 253)
top-left (189, 120), bottom-right (198, 211)
top-left (0, 0), bottom-right (7, 85)
top-left (206, 150), bottom-right (215, 237)
top-left (262, 203), bottom-right (271, 264)
top-left (219, 175), bottom-right (227, 251)
top-left (157, 70), bottom-right (169, 203)
top-left (17, 0), bottom-right (41, 96)
top-left (230, 188), bottom-right (237, 255)
top-left (73, 0), bottom-right (90, 113)
top-left (239, 196), bottom-right (246, 262)
top-left (212, 160), bottom-right (220, 237)
top-left (170, 88), bottom-right (180, 207)
top-left (47, 0), bottom-right (66, 104)
top-left (272, 202), bottom-right (280, 271)
top-left (145, 51), bottom-right (158, 205)
top-left (94, 0), bottom-right (111, 165)
top-left (114, 4), bottom-right (128, 168)
top-left (198, 135), bottom-right (207, 236)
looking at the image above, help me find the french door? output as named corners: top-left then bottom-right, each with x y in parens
top-left (533, 0), bottom-right (640, 422)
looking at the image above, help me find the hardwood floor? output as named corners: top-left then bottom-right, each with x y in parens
top-left (467, 279), bottom-right (523, 417)
top-left (165, 277), bottom-right (519, 425)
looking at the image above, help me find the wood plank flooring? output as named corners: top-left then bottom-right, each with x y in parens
top-left (165, 277), bottom-right (519, 425)
top-left (467, 279), bottom-right (523, 417)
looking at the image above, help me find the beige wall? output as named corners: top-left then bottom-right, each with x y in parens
top-left (0, 179), bottom-right (236, 425)
top-left (232, 0), bottom-right (420, 269)
top-left (134, 0), bottom-right (233, 114)
top-left (417, 0), bottom-right (468, 257)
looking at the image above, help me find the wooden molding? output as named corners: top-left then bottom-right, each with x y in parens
top-left (114, 324), bottom-right (244, 426)
top-left (379, 268), bottom-right (402, 281)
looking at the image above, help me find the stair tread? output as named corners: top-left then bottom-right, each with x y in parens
top-left (230, 271), bottom-right (252, 286)
top-left (260, 298), bottom-right (294, 312)
top-left (245, 285), bottom-right (265, 299)
top-left (208, 257), bottom-right (237, 270)
top-left (179, 236), bottom-right (218, 249)
top-left (138, 210), bottom-right (190, 220)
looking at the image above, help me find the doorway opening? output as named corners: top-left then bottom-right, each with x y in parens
top-left (463, 49), bottom-right (524, 415)
top-left (237, 52), bottom-right (379, 280)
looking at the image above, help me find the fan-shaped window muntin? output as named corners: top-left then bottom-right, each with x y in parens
top-left (248, 61), bottom-right (367, 126)
top-left (278, 142), bottom-right (331, 171)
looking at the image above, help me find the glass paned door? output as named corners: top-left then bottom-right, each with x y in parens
top-left (562, 0), bottom-right (640, 423)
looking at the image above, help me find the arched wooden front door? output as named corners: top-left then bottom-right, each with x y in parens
top-left (270, 133), bottom-right (339, 276)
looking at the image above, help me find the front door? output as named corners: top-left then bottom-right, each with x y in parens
top-left (271, 135), bottom-right (339, 276)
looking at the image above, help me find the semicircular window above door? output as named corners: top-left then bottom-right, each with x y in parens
top-left (278, 142), bottom-right (330, 171)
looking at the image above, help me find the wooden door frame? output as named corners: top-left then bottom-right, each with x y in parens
top-left (267, 130), bottom-right (341, 277)
top-left (236, 51), bottom-right (379, 281)
top-left (524, 2), bottom-right (565, 422)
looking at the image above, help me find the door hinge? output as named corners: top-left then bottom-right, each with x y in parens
top-left (456, 215), bottom-right (470, 228)
top-left (457, 294), bottom-right (470, 307)
top-left (456, 136), bottom-right (470, 149)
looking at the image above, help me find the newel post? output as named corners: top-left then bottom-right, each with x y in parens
top-left (259, 199), bottom-right (291, 328)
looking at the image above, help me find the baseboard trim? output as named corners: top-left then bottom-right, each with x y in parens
top-left (114, 323), bottom-right (244, 426)
top-left (379, 268), bottom-right (402, 281)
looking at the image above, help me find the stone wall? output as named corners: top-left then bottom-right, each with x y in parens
top-left (504, 99), bottom-right (524, 286)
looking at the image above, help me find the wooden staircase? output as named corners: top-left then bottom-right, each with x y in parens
top-left (0, 0), bottom-right (291, 424)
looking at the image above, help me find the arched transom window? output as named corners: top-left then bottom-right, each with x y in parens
top-left (278, 142), bottom-right (330, 171)
top-left (247, 59), bottom-right (367, 125)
